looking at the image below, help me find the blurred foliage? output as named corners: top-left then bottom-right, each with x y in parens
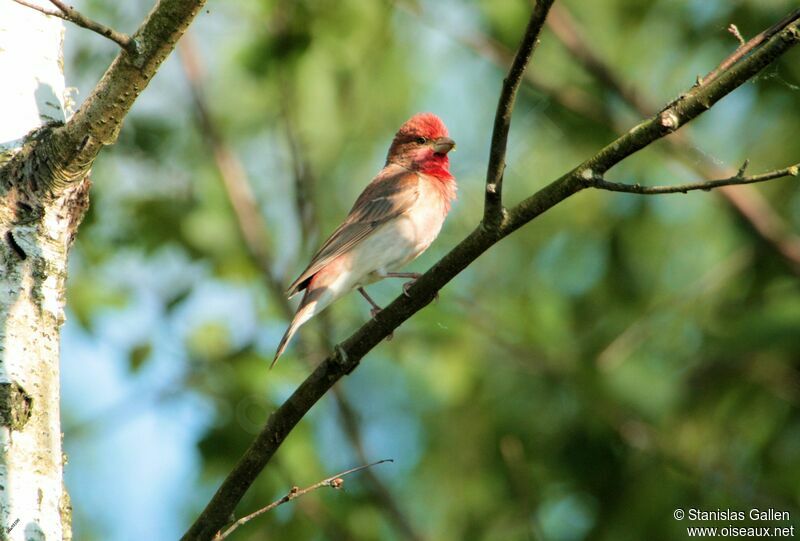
top-left (60, 0), bottom-right (800, 540)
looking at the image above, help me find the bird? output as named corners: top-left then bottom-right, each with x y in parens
top-left (272, 112), bottom-right (457, 366)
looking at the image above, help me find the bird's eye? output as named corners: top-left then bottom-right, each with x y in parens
top-left (415, 137), bottom-right (427, 144)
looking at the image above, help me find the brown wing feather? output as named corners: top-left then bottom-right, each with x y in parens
top-left (286, 165), bottom-right (420, 297)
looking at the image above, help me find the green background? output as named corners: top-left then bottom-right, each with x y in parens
top-left (59, 1), bottom-right (800, 539)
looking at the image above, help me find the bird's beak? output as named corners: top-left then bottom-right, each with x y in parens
top-left (433, 136), bottom-right (456, 155)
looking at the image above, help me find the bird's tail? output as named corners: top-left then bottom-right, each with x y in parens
top-left (271, 287), bottom-right (330, 368)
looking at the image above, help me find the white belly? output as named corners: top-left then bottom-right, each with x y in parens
top-left (346, 177), bottom-right (447, 287)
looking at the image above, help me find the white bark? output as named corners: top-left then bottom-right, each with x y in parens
top-left (0, 2), bottom-right (72, 540)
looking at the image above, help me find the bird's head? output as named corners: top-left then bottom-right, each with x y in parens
top-left (386, 113), bottom-right (456, 176)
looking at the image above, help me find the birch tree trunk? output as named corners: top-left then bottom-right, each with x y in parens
top-left (0, 2), bottom-right (85, 539)
top-left (0, 0), bottom-right (204, 537)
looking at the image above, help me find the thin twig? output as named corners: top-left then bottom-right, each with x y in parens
top-left (12, 0), bottom-right (133, 50)
top-left (700, 8), bottom-right (800, 87)
top-left (728, 24), bottom-right (746, 47)
top-left (590, 163), bottom-right (799, 195)
top-left (331, 389), bottom-right (424, 541)
top-left (183, 14), bottom-right (800, 541)
top-left (483, 0), bottom-right (555, 228)
top-left (214, 459), bottom-right (393, 540)
top-left (1, 0), bottom-right (208, 194)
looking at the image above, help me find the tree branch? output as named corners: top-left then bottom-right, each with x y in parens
top-left (330, 387), bottom-right (424, 541)
top-left (700, 8), bottom-right (800, 88)
top-left (546, 3), bottom-right (800, 273)
top-left (483, 0), bottom-right (555, 228)
top-left (214, 459), bottom-right (393, 540)
top-left (1, 0), bottom-right (207, 194)
top-left (589, 163), bottom-right (799, 195)
top-left (182, 13), bottom-right (800, 541)
top-left (12, 0), bottom-right (135, 50)
top-left (11, 0), bottom-right (132, 50)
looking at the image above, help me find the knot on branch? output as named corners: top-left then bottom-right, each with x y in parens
top-left (332, 344), bottom-right (361, 375)
top-left (579, 168), bottom-right (600, 187)
top-left (1, 125), bottom-right (96, 198)
top-left (0, 381), bottom-right (33, 431)
top-left (658, 110), bottom-right (680, 133)
top-left (784, 25), bottom-right (800, 42)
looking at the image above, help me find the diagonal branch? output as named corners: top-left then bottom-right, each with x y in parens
top-left (178, 36), bottom-right (425, 541)
top-left (182, 12), bottom-right (800, 541)
top-left (483, 0), bottom-right (555, 228)
top-left (590, 163), bottom-right (799, 195)
top-left (1, 0), bottom-right (207, 195)
top-left (214, 459), bottom-right (393, 540)
top-left (11, 0), bottom-right (133, 50)
top-left (546, 3), bottom-right (800, 274)
top-left (700, 8), bottom-right (800, 88)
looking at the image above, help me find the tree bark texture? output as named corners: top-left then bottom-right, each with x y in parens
top-left (0, 2), bottom-right (87, 539)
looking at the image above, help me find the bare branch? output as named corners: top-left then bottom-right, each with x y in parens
top-left (546, 3), bottom-right (800, 274)
top-left (183, 13), bottom-right (800, 541)
top-left (12, 0), bottom-right (133, 50)
top-left (214, 459), bottom-right (393, 540)
top-left (46, 0), bottom-right (133, 50)
top-left (483, 0), bottom-right (555, 228)
top-left (330, 388), bottom-right (424, 541)
top-left (10, 0), bottom-right (59, 17)
top-left (728, 24), bottom-right (746, 47)
top-left (701, 8), bottom-right (800, 87)
top-left (1, 0), bottom-right (208, 195)
top-left (590, 163), bottom-right (799, 195)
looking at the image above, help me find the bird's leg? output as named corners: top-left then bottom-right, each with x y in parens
top-left (357, 287), bottom-right (393, 341)
top-left (358, 287), bottom-right (383, 319)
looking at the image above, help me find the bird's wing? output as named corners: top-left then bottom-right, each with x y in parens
top-left (286, 166), bottom-right (420, 297)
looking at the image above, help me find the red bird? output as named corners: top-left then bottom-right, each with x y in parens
top-left (272, 113), bottom-right (457, 365)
